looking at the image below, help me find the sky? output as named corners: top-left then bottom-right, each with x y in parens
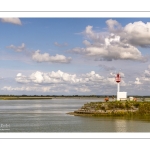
top-left (1, 17), bottom-right (150, 95)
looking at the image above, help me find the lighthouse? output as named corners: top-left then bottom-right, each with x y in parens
top-left (115, 73), bottom-right (127, 101)
top-left (115, 73), bottom-right (121, 93)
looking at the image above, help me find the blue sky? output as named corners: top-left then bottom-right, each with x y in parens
top-left (1, 18), bottom-right (150, 95)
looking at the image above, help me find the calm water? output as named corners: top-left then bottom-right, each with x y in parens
top-left (0, 98), bottom-right (150, 132)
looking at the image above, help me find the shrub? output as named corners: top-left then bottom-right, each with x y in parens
top-left (138, 102), bottom-right (150, 115)
top-left (125, 102), bottom-right (132, 110)
top-left (118, 102), bottom-right (126, 109)
top-left (133, 102), bottom-right (140, 108)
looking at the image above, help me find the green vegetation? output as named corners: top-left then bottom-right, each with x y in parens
top-left (0, 95), bottom-right (52, 100)
top-left (0, 94), bottom-right (107, 100)
top-left (69, 101), bottom-right (150, 117)
top-left (138, 102), bottom-right (150, 115)
top-left (1, 94), bottom-right (150, 99)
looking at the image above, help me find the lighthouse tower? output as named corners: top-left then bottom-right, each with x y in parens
top-left (115, 73), bottom-right (127, 101)
top-left (115, 73), bottom-right (121, 93)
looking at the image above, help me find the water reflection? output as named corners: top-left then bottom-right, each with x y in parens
top-left (114, 119), bottom-right (127, 132)
top-left (1, 99), bottom-right (150, 132)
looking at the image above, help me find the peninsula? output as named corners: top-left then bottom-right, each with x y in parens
top-left (67, 100), bottom-right (150, 116)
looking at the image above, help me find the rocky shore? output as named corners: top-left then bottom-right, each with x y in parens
top-left (67, 101), bottom-right (150, 116)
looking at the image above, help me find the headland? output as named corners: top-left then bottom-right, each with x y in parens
top-left (67, 100), bottom-right (150, 117)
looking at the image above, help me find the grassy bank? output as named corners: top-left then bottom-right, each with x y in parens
top-left (68, 101), bottom-right (150, 117)
top-left (0, 96), bottom-right (52, 100)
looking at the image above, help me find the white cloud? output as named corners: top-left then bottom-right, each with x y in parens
top-left (109, 72), bottom-right (116, 77)
top-left (2, 86), bottom-right (51, 92)
top-left (7, 43), bottom-right (25, 52)
top-left (81, 71), bottom-right (104, 83)
top-left (16, 70), bottom-right (79, 84)
top-left (108, 72), bottom-right (125, 86)
top-left (107, 19), bottom-right (150, 47)
top-left (105, 34), bottom-right (120, 46)
top-left (106, 19), bottom-right (122, 32)
top-left (124, 21), bottom-right (150, 47)
top-left (83, 25), bottom-right (97, 40)
top-left (119, 72), bottom-right (125, 78)
top-left (83, 25), bottom-right (105, 44)
top-left (72, 43), bottom-right (145, 62)
top-left (132, 65), bottom-right (150, 85)
top-left (75, 87), bottom-right (91, 92)
top-left (15, 70), bottom-right (126, 86)
top-left (13, 70), bottom-right (128, 94)
top-left (0, 70), bottom-right (133, 94)
top-left (144, 70), bottom-right (150, 78)
top-left (0, 18), bottom-right (22, 25)
top-left (140, 67), bottom-right (150, 81)
top-left (70, 20), bottom-right (148, 62)
top-left (16, 73), bottom-right (32, 83)
top-left (109, 72), bottom-right (124, 78)
top-left (82, 40), bottom-right (91, 46)
top-left (32, 50), bottom-right (72, 63)
top-left (134, 77), bottom-right (142, 85)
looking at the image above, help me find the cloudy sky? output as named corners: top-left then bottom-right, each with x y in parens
top-left (1, 18), bottom-right (150, 95)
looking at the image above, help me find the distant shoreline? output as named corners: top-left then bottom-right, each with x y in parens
top-left (0, 96), bottom-right (104, 100)
top-left (0, 96), bottom-right (150, 100)
top-left (0, 97), bottom-right (52, 100)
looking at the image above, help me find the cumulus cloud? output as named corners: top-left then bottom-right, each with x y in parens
top-left (6, 44), bottom-right (71, 64)
top-left (15, 70), bottom-right (125, 86)
top-left (140, 66), bottom-right (150, 81)
top-left (0, 70), bottom-right (131, 94)
top-left (54, 42), bottom-right (68, 47)
top-left (16, 70), bottom-right (79, 84)
top-left (81, 71), bottom-right (104, 83)
top-left (7, 43), bottom-right (25, 52)
top-left (72, 43), bottom-right (145, 62)
top-left (106, 19), bottom-right (122, 32)
top-left (83, 25), bottom-right (105, 45)
top-left (16, 73), bottom-right (31, 83)
top-left (133, 65), bottom-right (150, 85)
top-left (70, 19), bottom-right (149, 62)
top-left (2, 86), bottom-right (51, 92)
top-left (106, 19), bottom-right (150, 48)
top-left (32, 50), bottom-right (71, 63)
top-left (14, 70), bottom-right (127, 94)
top-left (0, 18), bottom-right (22, 25)
top-left (124, 21), bottom-right (150, 47)
top-left (107, 19), bottom-right (150, 47)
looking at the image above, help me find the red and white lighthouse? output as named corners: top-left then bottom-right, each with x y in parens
top-left (115, 73), bottom-right (127, 101)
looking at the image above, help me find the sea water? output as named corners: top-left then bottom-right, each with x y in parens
top-left (0, 98), bottom-right (150, 132)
